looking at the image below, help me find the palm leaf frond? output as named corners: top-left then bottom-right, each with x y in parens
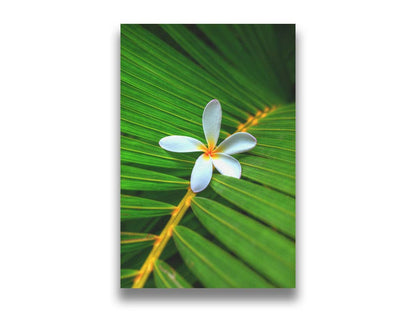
top-left (120, 24), bottom-right (296, 288)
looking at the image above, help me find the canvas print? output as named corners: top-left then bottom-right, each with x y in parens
top-left (120, 24), bottom-right (296, 288)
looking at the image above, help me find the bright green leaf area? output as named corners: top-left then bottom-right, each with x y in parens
top-left (255, 136), bottom-right (295, 152)
top-left (240, 156), bottom-right (295, 196)
top-left (256, 118), bottom-right (295, 130)
top-left (153, 259), bottom-right (192, 288)
top-left (121, 269), bottom-right (139, 279)
top-left (191, 197), bottom-right (295, 287)
top-left (173, 226), bottom-right (273, 288)
top-left (249, 128), bottom-right (295, 141)
top-left (211, 175), bottom-right (295, 238)
top-left (121, 135), bottom-right (195, 169)
top-left (121, 105), bottom-right (205, 143)
top-left (121, 26), bottom-right (246, 124)
top-left (121, 195), bottom-right (175, 220)
top-left (247, 108), bottom-right (296, 163)
top-left (249, 146), bottom-right (295, 163)
top-left (121, 165), bottom-right (189, 191)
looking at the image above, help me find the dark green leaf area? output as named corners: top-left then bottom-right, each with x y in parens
top-left (121, 232), bottom-right (156, 255)
top-left (121, 244), bottom-right (152, 267)
top-left (164, 256), bottom-right (199, 287)
top-left (120, 269), bottom-right (139, 288)
top-left (161, 25), bottom-right (278, 111)
top-left (191, 197), bottom-right (295, 287)
top-left (173, 226), bottom-right (273, 288)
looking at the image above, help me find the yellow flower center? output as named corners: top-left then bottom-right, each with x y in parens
top-left (203, 144), bottom-right (217, 158)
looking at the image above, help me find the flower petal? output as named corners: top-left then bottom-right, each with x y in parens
top-left (202, 99), bottom-right (222, 148)
top-left (159, 136), bottom-right (205, 153)
top-left (190, 154), bottom-right (213, 192)
top-left (216, 132), bottom-right (257, 155)
top-left (212, 153), bottom-right (241, 178)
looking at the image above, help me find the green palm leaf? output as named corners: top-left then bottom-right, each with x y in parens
top-left (240, 155), bottom-right (296, 195)
top-left (121, 195), bottom-right (175, 219)
top-left (120, 24), bottom-right (296, 288)
top-left (153, 259), bottom-right (192, 288)
top-left (191, 197), bottom-right (295, 287)
top-left (211, 175), bottom-right (296, 238)
top-left (173, 226), bottom-right (273, 288)
top-left (121, 232), bottom-right (157, 253)
top-left (121, 165), bottom-right (189, 191)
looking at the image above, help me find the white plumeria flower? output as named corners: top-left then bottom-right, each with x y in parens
top-left (159, 99), bottom-right (257, 193)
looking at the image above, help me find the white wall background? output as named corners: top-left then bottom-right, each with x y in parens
top-left (0, 1), bottom-right (415, 311)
